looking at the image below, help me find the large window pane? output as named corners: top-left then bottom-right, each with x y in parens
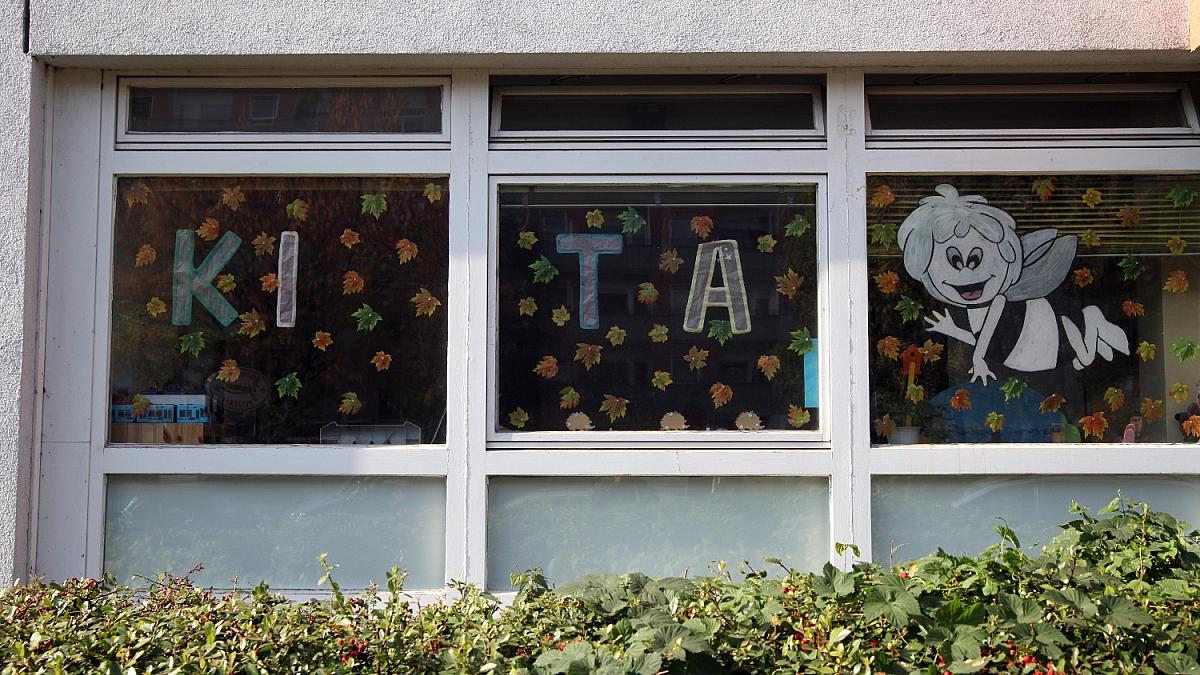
top-left (110, 177), bottom-right (448, 444)
top-left (486, 476), bottom-right (829, 589)
top-left (497, 185), bottom-right (820, 432)
top-left (104, 476), bottom-right (446, 589)
top-left (872, 476), bottom-right (1200, 562)
top-left (867, 174), bottom-right (1200, 444)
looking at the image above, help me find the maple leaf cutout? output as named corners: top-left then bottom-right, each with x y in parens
top-left (216, 274), bottom-right (236, 294)
top-left (757, 355), bottom-right (781, 381)
top-left (551, 306), bottom-right (570, 327)
top-left (709, 382), bottom-right (733, 408)
top-left (423, 183), bottom-right (443, 203)
top-left (651, 370), bottom-right (673, 391)
top-left (411, 288), bottom-right (442, 317)
top-left (312, 331), bottom-right (333, 351)
top-left (1103, 386), bottom-right (1125, 412)
top-left (1167, 236), bottom-right (1187, 255)
top-left (196, 218), bottom-right (220, 242)
top-left (775, 269), bottom-right (805, 299)
top-left (517, 231), bottom-right (538, 250)
top-left (876, 336), bottom-right (901, 360)
top-left (131, 394), bottom-right (150, 419)
top-left (1136, 341), bottom-right (1157, 362)
top-left (123, 181), bottom-right (152, 208)
top-left (920, 339), bottom-right (944, 363)
top-left (286, 199), bottom-right (309, 221)
top-left (252, 233), bottom-right (276, 257)
top-left (508, 407), bottom-right (528, 429)
top-left (1078, 412), bottom-right (1108, 439)
top-left (787, 405), bottom-right (812, 429)
top-left (636, 282), bottom-right (660, 305)
top-left (1039, 394), bottom-right (1065, 413)
top-left (1140, 397), bottom-right (1164, 423)
top-left (690, 215), bottom-right (714, 240)
top-left (1122, 299), bottom-right (1145, 317)
top-left (260, 273), bottom-right (279, 292)
top-left (135, 244), bottom-right (157, 268)
top-left (559, 386), bottom-right (581, 410)
top-left (237, 309), bottom-right (266, 338)
top-left (949, 389), bottom-right (972, 411)
top-left (533, 356), bottom-right (559, 379)
top-left (1116, 206), bottom-right (1141, 227)
top-left (1079, 229), bottom-right (1100, 249)
top-left (517, 297), bottom-right (538, 317)
top-left (180, 331), bottom-right (205, 357)
top-left (1073, 268), bottom-right (1094, 288)
top-left (145, 296), bottom-right (166, 318)
top-left (216, 359), bottom-right (241, 383)
top-left (599, 395), bottom-right (629, 423)
top-left (756, 234), bottom-right (777, 253)
top-left (221, 186), bottom-right (246, 211)
top-left (1031, 178), bottom-right (1056, 201)
top-left (371, 351), bottom-right (393, 371)
top-left (340, 228), bottom-right (361, 249)
top-left (684, 345), bottom-right (709, 371)
top-left (342, 271), bottom-right (365, 295)
top-left (869, 185), bottom-right (896, 209)
top-left (605, 326), bottom-right (626, 346)
top-left (361, 193), bottom-right (387, 219)
top-left (585, 210), bottom-right (605, 229)
top-left (874, 414), bottom-right (897, 438)
top-left (659, 249), bottom-right (684, 274)
top-left (873, 271), bottom-right (899, 294)
top-left (1081, 188), bottom-right (1103, 208)
top-left (985, 411), bottom-right (1005, 433)
top-left (1170, 383), bottom-right (1190, 402)
top-left (574, 343), bottom-right (603, 370)
top-left (338, 392), bottom-right (363, 416)
top-left (1164, 270), bottom-right (1190, 294)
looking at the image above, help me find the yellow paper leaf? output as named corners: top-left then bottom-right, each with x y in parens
top-left (134, 244), bottom-right (157, 268)
top-left (757, 355), bottom-right (780, 380)
top-left (606, 326), bottom-right (626, 346)
top-left (145, 296), bottom-right (166, 318)
top-left (508, 407), bottom-right (529, 429)
top-left (1072, 267), bottom-right (1093, 288)
top-left (518, 297), bottom-right (538, 317)
top-left (551, 306), bottom-right (570, 327)
top-left (787, 404), bottom-right (812, 429)
top-left (123, 181), bottom-right (152, 207)
top-left (1081, 188), bottom-right (1103, 208)
top-left (1141, 397), bottom-right (1164, 423)
top-left (216, 359), bottom-right (241, 383)
top-left (338, 392), bottom-right (363, 416)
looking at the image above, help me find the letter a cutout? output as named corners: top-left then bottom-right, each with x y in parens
top-left (172, 229), bottom-right (242, 326)
top-left (682, 239), bottom-right (751, 334)
top-left (556, 233), bottom-right (624, 329)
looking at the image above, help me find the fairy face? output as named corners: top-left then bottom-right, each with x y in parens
top-left (924, 228), bottom-right (1011, 307)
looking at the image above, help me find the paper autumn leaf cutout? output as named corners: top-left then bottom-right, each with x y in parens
top-left (145, 296), bottom-right (166, 318)
top-left (237, 309), bottom-right (266, 337)
top-left (518, 297), bottom-right (538, 317)
top-left (648, 324), bottom-right (669, 343)
top-left (784, 214), bottom-right (812, 238)
top-left (636, 282), bottom-right (660, 305)
top-left (1072, 267), bottom-right (1094, 288)
top-left (1122, 299), bottom-right (1145, 317)
top-left (515, 231), bottom-right (538, 251)
top-left (559, 386), bottom-right (581, 410)
top-left (874, 414), bottom-right (897, 438)
top-left (869, 184), bottom-right (896, 209)
top-left (1079, 229), bottom-right (1100, 249)
top-left (689, 215), bottom-right (713, 240)
top-left (949, 388), bottom-right (972, 411)
top-left (684, 345), bottom-right (709, 371)
top-left (1039, 393), bottom-right (1066, 413)
top-left (1167, 236), bottom-right (1187, 255)
top-left (617, 207), bottom-right (646, 234)
top-left (312, 331), bottom-right (333, 351)
top-left (252, 233), bottom-right (276, 257)
top-left (869, 223), bottom-right (899, 250)
top-left (1136, 341), bottom-right (1157, 361)
top-left (895, 295), bottom-right (923, 323)
top-left (1171, 337), bottom-right (1199, 362)
top-left (599, 394), bottom-right (629, 422)
top-left (410, 288), bottom-right (442, 317)
top-left (920, 339), bottom-right (943, 363)
top-left (1117, 254), bottom-right (1143, 281)
top-left (1170, 382), bottom-right (1190, 402)
top-left (1031, 178), bottom-right (1056, 201)
top-left (533, 355), bottom-right (559, 379)
top-left (551, 306), bottom-right (570, 327)
top-left (708, 319), bottom-right (733, 346)
top-left (340, 228), bottom-right (361, 249)
top-left (574, 343), bottom-right (603, 370)
top-left (906, 384), bottom-right (925, 403)
top-left (1104, 386), bottom-right (1125, 412)
top-left (371, 351), bottom-right (393, 372)
top-left (135, 244), bottom-right (157, 268)
top-left (338, 392), bottom-right (363, 416)
top-left (1168, 185), bottom-right (1199, 209)
top-left (419, 182), bottom-right (442, 203)
top-left (985, 411), bottom-right (1006, 433)
top-left (605, 325), bottom-right (626, 346)
top-left (787, 405), bottom-right (812, 429)
top-left (529, 256), bottom-right (559, 284)
top-left (360, 193), bottom-right (387, 219)
top-left (286, 199), bottom-right (309, 222)
top-left (873, 271), bottom-right (900, 294)
top-left (756, 234), bottom-right (777, 253)
top-left (221, 186), bottom-right (246, 211)
top-left (1116, 206), bottom-right (1141, 227)
top-left (275, 373), bottom-right (301, 399)
top-left (1164, 270), bottom-right (1190, 294)
top-left (1000, 378), bottom-right (1027, 402)
top-left (1140, 397), bottom-right (1164, 423)
top-left (757, 354), bottom-right (781, 380)
top-left (179, 331), bottom-right (205, 357)
top-left (658, 249), bottom-right (683, 274)
top-left (775, 268), bottom-right (804, 299)
top-left (508, 407), bottom-right (529, 429)
top-left (123, 181), bottom-right (152, 207)
top-left (196, 218), bottom-right (220, 242)
top-left (788, 327), bottom-right (814, 355)
top-left (1080, 188), bottom-right (1103, 208)
top-left (876, 336), bottom-right (901, 360)
top-left (709, 382), bottom-right (733, 408)
top-left (352, 304), bottom-right (382, 331)
top-left (1184, 416), bottom-right (1200, 439)
top-left (215, 274), bottom-right (236, 294)
top-left (342, 271), bottom-right (365, 295)
top-left (259, 273), bottom-right (279, 292)
top-left (216, 359), bottom-right (241, 383)
top-left (651, 370), bottom-right (673, 391)
top-left (585, 209), bottom-right (605, 229)
top-left (1078, 411), bottom-right (1108, 439)
top-left (130, 394), bottom-right (151, 419)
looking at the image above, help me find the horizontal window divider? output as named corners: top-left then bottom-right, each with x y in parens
top-left (487, 433), bottom-right (827, 445)
top-left (863, 147), bottom-right (1200, 173)
top-left (483, 449), bottom-right (834, 476)
top-left (116, 141), bottom-right (452, 151)
top-left (485, 150), bottom-right (833, 176)
top-left (866, 138), bottom-right (1200, 150)
top-left (488, 140), bottom-right (827, 151)
top-left (870, 445), bottom-right (1200, 475)
top-left (106, 150), bottom-right (452, 175)
top-left (99, 446), bottom-right (450, 476)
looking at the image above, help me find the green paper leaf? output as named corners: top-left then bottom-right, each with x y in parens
top-left (360, 192), bottom-right (387, 219)
top-left (274, 372), bottom-right (301, 399)
top-left (1000, 377), bottom-right (1027, 402)
top-left (529, 255), bottom-right (560, 284)
top-left (179, 331), bottom-right (205, 358)
top-left (895, 295), bottom-right (924, 323)
top-left (870, 222), bottom-right (899, 250)
top-left (788, 326), bottom-right (813, 355)
top-left (784, 214), bottom-right (811, 238)
top-left (1167, 185), bottom-right (1199, 209)
top-left (1171, 337), bottom-right (1200, 362)
top-left (352, 303), bottom-right (382, 332)
top-left (1118, 254), bottom-right (1143, 281)
top-left (707, 319), bottom-right (733, 346)
top-left (617, 206), bottom-right (646, 234)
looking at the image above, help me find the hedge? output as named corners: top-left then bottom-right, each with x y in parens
top-left (3, 497), bottom-right (1199, 674)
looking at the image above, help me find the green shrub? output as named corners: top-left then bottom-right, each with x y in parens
top-left (3, 497), bottom-right (1199, 674)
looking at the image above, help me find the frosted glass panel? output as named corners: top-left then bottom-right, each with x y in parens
top-left (487, 476), bottom-right (828, 589)
top-left (872, 476), bottom-right (1200, 563)
top-left (105, 476), bottom-right (445, 589)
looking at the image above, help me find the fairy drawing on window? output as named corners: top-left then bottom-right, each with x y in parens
top-left (897, 184), bottom-right (1130, 385)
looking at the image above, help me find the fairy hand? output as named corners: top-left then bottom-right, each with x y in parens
top-left (969, 358), bottom-right (996, 385)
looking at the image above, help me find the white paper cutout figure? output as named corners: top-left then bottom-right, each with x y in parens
top-left (897, 184), bottom-right (1129, 385)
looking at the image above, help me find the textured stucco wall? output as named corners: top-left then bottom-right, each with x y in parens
top-left (29, 0), bottom-right (1195, 64)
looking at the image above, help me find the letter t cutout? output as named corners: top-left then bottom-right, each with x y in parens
top-left (555, 233), bottom-right (624, 329)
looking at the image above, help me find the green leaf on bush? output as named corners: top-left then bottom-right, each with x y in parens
top-left (1156, 652), bottom-right (1200, 675)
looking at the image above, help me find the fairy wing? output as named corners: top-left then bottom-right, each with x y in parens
top-left (1005, 229), bottom-right (1077, 302)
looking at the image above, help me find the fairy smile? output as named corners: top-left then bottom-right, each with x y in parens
top-left (944, 277), bottom-right (993, 301)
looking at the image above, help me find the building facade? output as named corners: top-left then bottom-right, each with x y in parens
top-left (2, 0), bottom-right (1200, 589)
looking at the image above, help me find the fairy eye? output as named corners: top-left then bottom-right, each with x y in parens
top-left (966, 247), bottom-right (983, 270)
top-left (945, 246), bottom-right (964, 270)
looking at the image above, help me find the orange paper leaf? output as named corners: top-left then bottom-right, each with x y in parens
top-left (220, 186), bottom-right (246, 211)
top-left (950, 389), bottom-right (972, 412)
top-left (1164, 269), bottom-right (1190, 294)
top-left (873, 270), bottom-right (900, 294)
top-left (1039, 393), bottom-right (1066, 413)
top-left (1141, 397), bottom-right (1164, 423)
top-left (683, 345), bottom-right (709, 371)
top-left (134, 244), bottom-right (157, 268)
top-left (237, 309), bottom-right (266, 338)
top-left (533, 356), bottom-right (559, 379)
top-left (659, 248), bottom-right (683, 274)
top-left (312, 331), bottom-right (333, 351)
top-left (260, 273), bottom-right (279, 292)
top-left (876, 336), bottom-right (901, 360)
top-left (775, 268), bottom-right (805, 299)
top-left (574, 343), bottom-right (603, 370)
top-left (690, 215), bottom-right (714, 240)
top-left (252, 233), bottom-right (276, 257)
top-left (1079, 412), bottom-right (1109, 439)
top-left (599, 394), bottom-right (629, 423)
top-left (757, 355), bottom-right (781, 381)
top-left (869, 185), bottom-right (896, 209)
top-left (1072, 267), bottom-right (1094, 288)
top-left (196, 218), bottom-right (220, 242)
top-left (342, 271), bottom-right (365, 295)
top-left (340, 228), bottom-right (361, 249)
top-left (1122, 299), bottom-right (1145, 317)
top-left (371, 351), bottom-right (393, 371)
top-left (394, 238), bottom-right (419, 264)
top-left (411, 288), bottom-right (442, 317)
top-left (709, 382), bottom-right (733, 408)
